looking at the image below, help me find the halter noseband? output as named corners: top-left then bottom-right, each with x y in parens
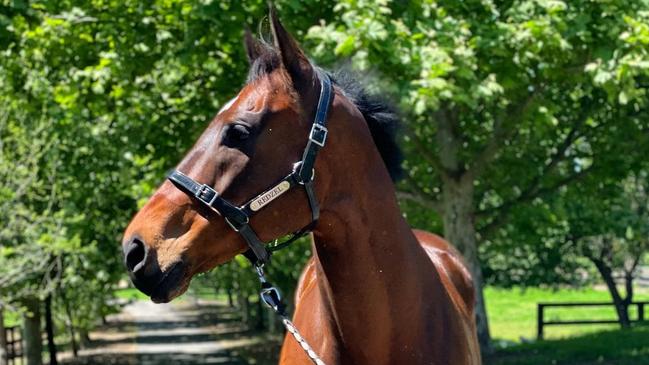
top-left (167, 72), bottom-right (333, 266)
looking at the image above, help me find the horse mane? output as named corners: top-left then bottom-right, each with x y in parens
top-left (329, 70), bottom-right (403, 181)
top-left (247, 47), bottom-right (404, 182)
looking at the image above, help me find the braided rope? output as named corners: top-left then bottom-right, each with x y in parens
top-left (280, 316), bottom-right (327, 365)
top-left (255, 265), bottom-right (326, 365)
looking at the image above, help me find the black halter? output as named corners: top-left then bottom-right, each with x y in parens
top-left (167, 72), bottom-right (333, 266)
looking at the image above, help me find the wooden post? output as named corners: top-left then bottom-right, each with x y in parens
top-left (639, 303), bottom-right (645, 322)
top-left (22, 298), bottom-right (43, 365)
top-left (536, 304), bottom-right (544, 341)
top-left (0, 307), bottom-right (7, 365)
top-left (9, 328), bottom-right (16, 365)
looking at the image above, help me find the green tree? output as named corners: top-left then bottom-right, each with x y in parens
top-left (483, 169), bottom-right (649, 328)
top-left (0, 0), bottom-right (335, 354)
top-left (565, 171), bottom-right (649, 327)
top-left (307, 0), bottom-right (649, 349)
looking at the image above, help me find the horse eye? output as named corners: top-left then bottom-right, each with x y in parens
top-left (229, 124), bottom-right (250, 141)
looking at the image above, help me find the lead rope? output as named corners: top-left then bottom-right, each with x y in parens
top-left (255, 265), bottom-right (327, 365)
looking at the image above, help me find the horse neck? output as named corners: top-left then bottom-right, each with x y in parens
top-left (310, 109), bottom-right (433, 357)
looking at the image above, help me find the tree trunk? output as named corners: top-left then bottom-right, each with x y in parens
top-left (44, 295), bottom-right (57, 365)
top-left (0, 306), bottom-right (7, 365)
top-left (441, 175), bottom-right (492, 352)
top-left (255, 298), bottom-right (265, 330)
top-left (266, 307), bottom-right (279, 334)
top-left (623, 270), bottom-right (634, 307)
top-left (59, 291), bottom-right (78, 357)
top-left (79, 329), bottom-right (91, 349)
top-left (592, 258), bottom-right (631, 328)
top-left (227, 289), bottom-right (234, 308)
top-left (22, 298), bottom-right (43, 365)
top-left (237, 293), bottom-right (251, 329)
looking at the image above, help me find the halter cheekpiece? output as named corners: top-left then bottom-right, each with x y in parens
top-left (167, 71), bottom-right (333, 266)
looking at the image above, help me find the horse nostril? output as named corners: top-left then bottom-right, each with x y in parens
top-left (125, 238), bottom-right (147, 273)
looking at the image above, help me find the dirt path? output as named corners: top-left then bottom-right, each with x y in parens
top-left (61, 299), bottom-right (279, 365)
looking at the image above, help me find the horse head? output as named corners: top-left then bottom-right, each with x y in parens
top-left (122, 11), bottom-right (360, 302)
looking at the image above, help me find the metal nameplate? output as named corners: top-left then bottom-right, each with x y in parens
top-left (250, 181), bottom-right (291, 212)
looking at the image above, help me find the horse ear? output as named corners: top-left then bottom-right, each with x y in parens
top-left (269, 6), bottom-right (316, 95)
top-left (244, 27), bottom-right (265, 64)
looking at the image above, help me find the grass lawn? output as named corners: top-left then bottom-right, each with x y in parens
top-left (485, 286), bottom-right (649, 343)
top-left (486, 324), bottom-right (649, 365)
top-left (112, 284), bottom-right (649, 344)
top-left (113, 287), bottom-right (149, 301)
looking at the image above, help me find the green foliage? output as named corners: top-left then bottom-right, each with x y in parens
top-left (2, 0), bottom-right (649, 349)
top-left (191, 237), bottom-right (313, 306)
top-left (481, 202), bottom-right (591, 287)
top-left (307, 0), bottom-right (649, 291)
top-left (485, 167), bottom-right (649, 292)
top-left (567, 171), bottom-right (649, 269)
top-left (0, 0), bottom-right (332, 334)
top-left (488, 324), bottom-right (649, 365)
top-left (309, 0), bottom-right (649, 216)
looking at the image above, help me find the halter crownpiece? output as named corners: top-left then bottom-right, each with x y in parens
top-left (167, 71), bottom-right (333, 266)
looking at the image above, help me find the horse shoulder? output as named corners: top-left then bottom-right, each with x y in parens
top-left (294, 256), bottom-right (318, 302)
top-left (280, 258), bottom-right (337, 364)
top-left (413, 229), bottom-right (476, 317)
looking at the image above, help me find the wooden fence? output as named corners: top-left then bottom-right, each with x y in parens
top-left (537, 301), bottom-right (649, 340)
top-left (3, 326), bottom-right (23, 365)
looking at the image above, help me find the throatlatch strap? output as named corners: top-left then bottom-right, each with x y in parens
top-left (303, 181), bottom-right (320, 222)
top-left (237, 224), bottom-right (271, 263)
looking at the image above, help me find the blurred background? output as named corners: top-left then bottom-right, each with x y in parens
top-left (1, 0), bottom-right (649, 364)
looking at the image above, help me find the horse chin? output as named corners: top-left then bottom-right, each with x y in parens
top-left (151, 283), bottom-right (189, 303)
top-left (150, 263), bottom-right (191, 303)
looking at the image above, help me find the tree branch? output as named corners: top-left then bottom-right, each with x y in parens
top-left (403, 123), bottom-right (444, 174)
top-left (478, 165), bottom-right (595, 237)
top-left (396, 191), bottom-right (443, 214)
top-left (477, 115), bottom-right (590, 219)
top-left (468, 89), bottom-right (541, 179)
top-left (435, 107), bottom-right (464, 178)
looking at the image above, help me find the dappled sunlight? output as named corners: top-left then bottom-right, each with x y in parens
top-left (58, 299), bottom-right (280, 365)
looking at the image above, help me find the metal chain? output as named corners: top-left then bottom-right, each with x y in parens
top-left (255, 265), bottom-right (327, 365)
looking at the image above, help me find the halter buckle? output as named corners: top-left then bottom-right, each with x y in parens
top-left (309, 124), bottom-right (328, 147)
top-left (196, 184), bottom-right (219, 206)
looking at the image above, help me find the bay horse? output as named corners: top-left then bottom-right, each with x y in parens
top-left (122, 10), bottom-right (480, 365)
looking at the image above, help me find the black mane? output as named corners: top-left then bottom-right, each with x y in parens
top-left (247, 50), bottom-right (404, 182)
top-left (329, 70), bottom-right (403, 181)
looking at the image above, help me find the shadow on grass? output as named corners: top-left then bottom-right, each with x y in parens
top-left (60, 351), bottom-right (247, 365)
top-left (231, 338), bottom-right (282, 365)
top-left (486, 324), bottom-right (649, 365)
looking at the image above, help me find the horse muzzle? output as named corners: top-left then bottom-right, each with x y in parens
top-left (123, 236), bottom-right (188, 303)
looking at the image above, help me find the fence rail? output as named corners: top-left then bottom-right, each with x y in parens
top-left (4, 326), bottom-right (23, 365)
top-left (537, 301), bottom-right (649, 340)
